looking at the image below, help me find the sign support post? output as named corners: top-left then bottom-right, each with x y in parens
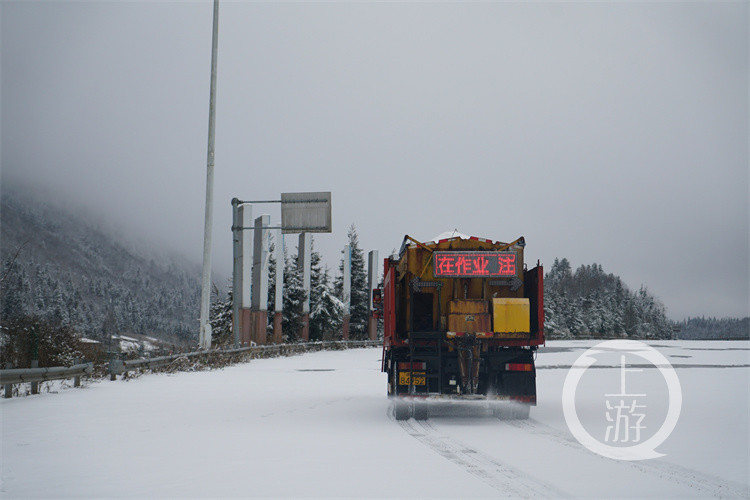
top-left (273, 229), bottom-right (284, 343)
top-left (251, 214), bottom-right (270, 344)
top-left (298, 233), bottom-right (312, 341)
top-left (342, 244), bottom-right (351, 340)
top-left (239, 204), bottom-right (252, 344)
top-left (231, 199), bottom-right (242, 347)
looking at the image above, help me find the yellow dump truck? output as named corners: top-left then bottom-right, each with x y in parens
top-left (379, 233), bottom-right (544, 420)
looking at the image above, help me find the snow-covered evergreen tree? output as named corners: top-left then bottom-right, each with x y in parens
top-left (544, 258), bottom-right (672, 339)
top-left (210, 282), bottom-right (232, 346)
top-left (676, 317), bottom-right (749, 340)
top-left (282, 248), bottom-right (307, 342)
top-left (310, 260), bottom-right (343, 341)
top-left (335, 225), bottom-right (369, 339)
top-left (1, 259), bottom-right (26, 320)
top-left (267, 236), bottom-right (278, 327)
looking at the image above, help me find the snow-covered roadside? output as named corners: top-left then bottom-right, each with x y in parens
top-left (533, 340), bottom-right (749, 488)
top-left (2, 341), bottom-right (748, 498)
top-left (1, 349), bottom-right (499, 498)
top-left (2, 378), bottom-right (85, 398)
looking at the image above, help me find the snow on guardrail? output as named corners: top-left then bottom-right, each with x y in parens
top-left (2, 340), bottom-right (380, 397)
top-left (1, 362), bottom-right (94, 398)
top-left (110, 339), bottom-right (380, 378)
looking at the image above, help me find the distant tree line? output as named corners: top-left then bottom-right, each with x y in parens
top-left (675, 317), bottom-right (749, 340)
top-left (1, 259), bottom-right (200, 342)
top-left (544, 258), bottom-right (674, 339)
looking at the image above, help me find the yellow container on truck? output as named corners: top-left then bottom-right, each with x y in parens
top-left (492, 298), bottom-right (531, 333)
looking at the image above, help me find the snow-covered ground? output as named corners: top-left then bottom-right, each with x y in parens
top-left (2, 341), bottom-right (748, 498)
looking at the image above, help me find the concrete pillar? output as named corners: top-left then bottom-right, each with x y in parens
top-left (252, 310), bottom-right (267, 345)
top-left (342, 315), bottom-right (350, 340)
top-left (240, 309), bottom-right (252, 345)
top-left (273, 312), bottom-right (283, 343)
top-left (299, 233), bottom-right (311, 342)
top-left (273, 229), bottom-right (284, 343)
top-left (252, 214), bottom-right (270, 344)
top-left (300, 314), bottom-right (310, 342)
top-left (240, 204), bottom-right (253, 344)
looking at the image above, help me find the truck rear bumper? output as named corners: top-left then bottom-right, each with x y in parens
top-left (392, 393), bottom-right (536, 405)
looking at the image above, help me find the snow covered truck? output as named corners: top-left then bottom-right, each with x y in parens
top-left (379, 233), bottom-right (544, 420)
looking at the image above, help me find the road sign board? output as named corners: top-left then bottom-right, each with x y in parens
top-left (280, 192), bottom-right (332, 233)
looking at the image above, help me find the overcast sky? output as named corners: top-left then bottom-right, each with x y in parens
top-left (2, 1), bottom-right (748, 320)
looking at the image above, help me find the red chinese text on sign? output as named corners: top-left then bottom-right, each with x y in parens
top-left (435, 255), bottom-right (455, 275)
top-left (497, 254), bottom-right (516, 275)
top-left (433, 252), bottom-right (517, 278)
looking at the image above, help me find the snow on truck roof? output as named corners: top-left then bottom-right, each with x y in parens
top-left (414, 230), bottom-right (505, 245)
top-left (429, 230), bottom-right (471, 243)
top-left (399, 231), bottom-right (521, 257)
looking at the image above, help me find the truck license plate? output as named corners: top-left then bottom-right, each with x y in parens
top-left (399, 372), bottom-right (426, 386)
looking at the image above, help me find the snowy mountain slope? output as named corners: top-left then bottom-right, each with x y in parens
top-left (1, 184), bottom-right (208, 342)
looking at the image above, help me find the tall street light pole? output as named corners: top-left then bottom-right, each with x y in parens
top-left (199, 0), bottom-right (220, 350)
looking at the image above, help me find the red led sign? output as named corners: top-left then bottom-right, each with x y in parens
top-left (433, 252), bottom-right (517, 278)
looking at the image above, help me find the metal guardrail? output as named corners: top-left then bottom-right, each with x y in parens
top-left (1, 362), bottom-right (94, 398)
top-left (0, 340), bottom-right (380, 397)
top-left (109, 339), bottom-right (380, 378)
top-left (1, 362), bottom-right (94, 385)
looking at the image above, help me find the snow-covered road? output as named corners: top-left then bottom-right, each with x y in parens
top-left (2, 341), bottom-right (748, 498)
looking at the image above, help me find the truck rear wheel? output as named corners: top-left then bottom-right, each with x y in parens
top-left (510, 403), bottom-right (530, 420)
top-left (393, 400), bottom-right (412, 421)
top-left (493, 403), bottom-right (530, 420)
top-left (413, 402), bottom-right (429, 420)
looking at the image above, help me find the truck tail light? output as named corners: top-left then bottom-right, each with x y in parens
top-left (505, 363), bottom-right (533, 372)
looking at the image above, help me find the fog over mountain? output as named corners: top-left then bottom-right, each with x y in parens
top-left (0, 181), bottom-right (222, 344)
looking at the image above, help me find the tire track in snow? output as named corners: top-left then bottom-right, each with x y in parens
top-left (392, 412), bottom-right (569, 498)
top-left (506, 418), bottom-right (749, 499)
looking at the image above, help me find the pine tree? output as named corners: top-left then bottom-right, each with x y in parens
top-left (210, 281), bottom-right (232, 346)
top-left (678, 317), bottom-right (749, 340)
top-left (308, 239), bottom-right (324, 340)
top-left (51, 286), bottom-right (69, 326)
top-left (311, 267), bottom-right (344, 341)
top-left (335, 225), bottom-right (369, 339)
top-left (307, 237), bottom-right (341, 340)
top-left (33, 265), bottom-right (47, 313)
top-left (282, 248), bottom-right (306, 342)
top-left (544, 258), bottom-right (672, 339)
top-left (267, 236), bottom-right (278, 326)
top-left (1, 263), bottom-right (26, 320)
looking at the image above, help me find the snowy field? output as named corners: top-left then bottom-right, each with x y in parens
top-left (2, 341), bottom-right (748, 499)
